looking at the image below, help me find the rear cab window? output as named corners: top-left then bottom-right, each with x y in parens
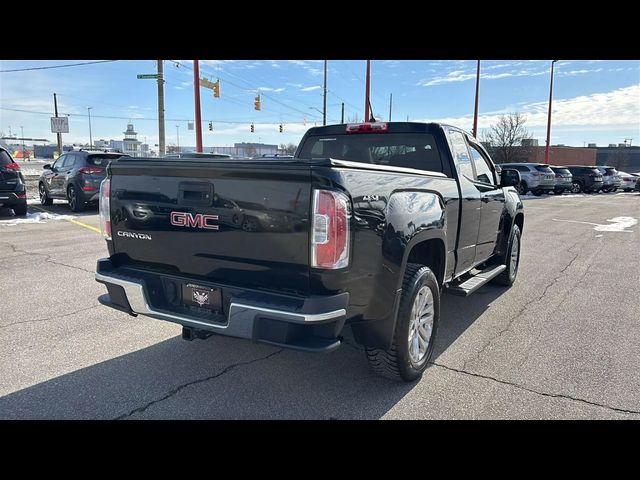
top-left (298, 133), bottom-right (447, 176)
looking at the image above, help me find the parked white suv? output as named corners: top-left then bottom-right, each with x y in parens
top-left (499, 163), bottom-right (555, 196)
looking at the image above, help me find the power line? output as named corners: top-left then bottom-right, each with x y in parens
top-left (0, 106), bottom-right (312, 125)
top-left (0, 60), bottom-right (118, 73)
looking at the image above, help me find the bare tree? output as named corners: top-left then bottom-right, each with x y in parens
top-left (482, 112), bottom-right (534, 163)
top-left (279, 143), bottom-right (298, 155)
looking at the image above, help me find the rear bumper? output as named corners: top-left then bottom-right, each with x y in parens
top-left (0, 191), bottom-right (27, 207)
top-left (95, 258), bottom-right (348, 353)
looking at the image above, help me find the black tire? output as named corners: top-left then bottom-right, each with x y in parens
top-left (39, 182), bottom-right (53, 206)
top-left (516, 181), bottom-right (527, 195)
top-left (13, 204), bottom-right (28, 217)
top-left (624, 189), bottom-right (632, 192)
top-left (241, 216), bottom-right (261, 232)
top-left (532, 189), bottom-right (543, 196)
top-left (570, 181), bottom-right (582, 193)
top-left (553, 189), bottom-right (564, 195)
top-left (612, 187), bottom-right (618, 192)
top-left (491, 224), bottom-right (521, 287)
top-left (365, 263), bottom-right (440, 382)
top-left (601, 187), bottom-right (610, 193)
top-left (67, 185), bottom-right (85, 212)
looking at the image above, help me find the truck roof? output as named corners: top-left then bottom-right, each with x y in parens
top-left (303, 122), bottom-right (461, 136)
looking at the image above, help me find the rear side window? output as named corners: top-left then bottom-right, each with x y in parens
top-left (468, 142), bottom-right (495, 185)
top-left (604, 168), bottom-right (618, 175)
top-left (87, 155), bottom-right (121, 166)
top-left (299, 133), bottom-right (444, 174)
top-left (552, 168), bottom-right (570, 175)
top-left (0, 150), bottom-right (13, 166)
top-left (448, 131), bottom-right (474, 180)
top-left (61, 155), bottom-right (76, 168)
top-left (535, 165), bottom-right (553, 173)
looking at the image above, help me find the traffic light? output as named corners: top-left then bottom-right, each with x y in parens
top-left (254, 95), bottom-right (261, 111)
top-left (279, 124), bottom-right (283, 133)
top-left (250, 123), bottom-right (255, 133)
top-left (213, 80), bottom-right (220, 98)
top-left (208, 121), bottom-right (213, 131)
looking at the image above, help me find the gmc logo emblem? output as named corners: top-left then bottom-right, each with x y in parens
top-left (170, 211), bottom-right (219, 230)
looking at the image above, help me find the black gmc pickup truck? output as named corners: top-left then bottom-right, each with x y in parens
top-left (95, 122), bottom-right (524, 381)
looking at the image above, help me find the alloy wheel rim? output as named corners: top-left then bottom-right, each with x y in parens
top-left (407, 286), bottom-right (434, 365)
top-left (510, 234), bottom-right (520, 278)
top-left (39, 184), bottom-right (46, 203)
top-left (69, 188), bottom-right (75, 209)
top-left (572, 182), bottom-right (580, 193)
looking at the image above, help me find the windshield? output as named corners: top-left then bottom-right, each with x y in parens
top-left (298, 133), bottom-right (444, 173)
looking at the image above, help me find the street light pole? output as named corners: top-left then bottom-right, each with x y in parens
top-left (544, 60), bottom-right (558, 164)
top-left (193, 60), bottom-right (203, 152)
top-left (87, 107), bottom-right (93, 148)
top-left (472, 60), bottom-right (480, 138)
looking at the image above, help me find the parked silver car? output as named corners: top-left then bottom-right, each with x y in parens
top-left (595, 166), bottom-right (621, 192)
top-left (617, 171), bottom-right (639, 192)
top-left (500, 163), bottom-right (555, 196)
top-left (549, 166), bottom-right (573, 195)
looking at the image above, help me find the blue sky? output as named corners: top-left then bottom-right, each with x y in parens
top-left (1, 59), bottom-right (639, 149)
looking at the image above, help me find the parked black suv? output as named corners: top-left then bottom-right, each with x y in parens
top-left (566, 166), bottom-right (604, 193)
top-left (0, 146), bottom-right (27, 216)
top-left (38, 150), bottom-right (127, 212)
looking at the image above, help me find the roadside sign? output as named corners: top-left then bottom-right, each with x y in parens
top-left (50, 116), bottom-right (69, 133)
top-left (137, 74), bottom-right (159, 79)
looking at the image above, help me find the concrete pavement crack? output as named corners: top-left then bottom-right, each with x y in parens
top-left (0, 241), bottom-right (93, 273)
top-left (430, 361), bottom-right (640, 417)
top-left (114, 349), bottom-right (284, 419)
top-left (0, 305), bottom-right (100, 329)
top-left (461, 240), bottom-right (582, 371)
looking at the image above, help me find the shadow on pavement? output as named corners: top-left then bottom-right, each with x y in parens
top-left (0, 285), bottom-right (506, 419)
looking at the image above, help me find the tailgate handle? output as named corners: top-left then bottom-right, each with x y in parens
top-left (178, 182), bottom-right (213, 206)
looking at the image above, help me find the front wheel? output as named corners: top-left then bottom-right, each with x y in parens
top-left (39, 183), bottom-right (53, 206)
top-left (570, 181), bottom-right (582, 193)
top-left (365, 264), bottom-right (439, 382)
top-left (13, 204), bottom-right (28, 217)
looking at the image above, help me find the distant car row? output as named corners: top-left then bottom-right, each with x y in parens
top-left (497, 163), bottom-right (640, 195)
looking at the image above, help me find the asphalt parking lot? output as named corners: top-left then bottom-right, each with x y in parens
top-left (1, 192), bottom-right (639, 419)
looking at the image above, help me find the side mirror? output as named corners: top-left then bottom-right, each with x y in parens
top-left (500, 168), bottom-right (521, 188)
top-left (43, 164), bottom-right (51, 170)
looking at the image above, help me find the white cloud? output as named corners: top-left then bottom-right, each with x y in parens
top-left (558, 68), bottom-right (603, 76)
top-left (257, 87), bottom-right (285, 92)
top-left (422, 85), bottom-right (640, 130)
top-left (419, 68), bottom-right (549, 86)
top-left (301, 85), bottom-right (321, 92)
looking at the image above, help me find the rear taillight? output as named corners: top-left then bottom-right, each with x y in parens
top-left (4, 162), bottom-right (20, 171)
top-left (346, 122), bottom-right (389, 134)
top-left (16, 192), bottom-right (27, 199)
top-left (79, 167), bottom-right (104, 174)
top-left (99, 178), bottom-right (111, 240)
top-left (311, 189), bottom-right (350, 269)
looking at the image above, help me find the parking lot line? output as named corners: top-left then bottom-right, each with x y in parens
top-left (29, 204), bottom-right (101, 234)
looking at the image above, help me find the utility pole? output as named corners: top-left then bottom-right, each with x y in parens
top-left (341, 102), bottom-right (345, 124)
top-left (364, 60), bottom-right (371, 122)
top-left (87, 107), bottom-right (93, 148)
top-left (157, 60), bottom-right (166, 157)
top-left (176, 125), bottom-right (180, 152)
top-left (544, 60), bottom-right (558, 164)
top-left (389, 93), bottom-right (393, 121)
top-left (472, 60), bottom-right (480, 138)
top-left (53, 93), bottom-right (62, 155)
top-left (323, 60), bottom-right (328, 126)
top-left (20, 126), bottom-right (25, 161)
top-left (193, 60), bottom-right (203, 152)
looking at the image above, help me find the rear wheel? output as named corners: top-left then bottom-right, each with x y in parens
top-left (67, 185), bottom-right (85, 212)
top-left (492, 224), bottom-right (521, 287)
top-left (13, 204), bottom-right (27, 217)
top-left (570, 181), bottom-right (582, 193)
top-left (39, 182), bottom-right (53, 206)
top-left (365, 263), bottom-right (439, 382)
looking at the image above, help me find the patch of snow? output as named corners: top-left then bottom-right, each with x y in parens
top-left (20, 168), bottom-right (44, 177)
top-left (0, 211), bottom-right (75, 226)
top-left (594, 216), bottom-right (637, 232)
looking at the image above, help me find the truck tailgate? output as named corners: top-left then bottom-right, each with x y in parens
top-left (109, 159), bottom-right (312, 295)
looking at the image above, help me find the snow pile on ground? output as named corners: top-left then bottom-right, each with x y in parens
top-left (595, 217), bottom-right (638, 232)
top-left (0, 211), bottom-right (75, 226)
top-left (20, 168), bottom-right (44, 177)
